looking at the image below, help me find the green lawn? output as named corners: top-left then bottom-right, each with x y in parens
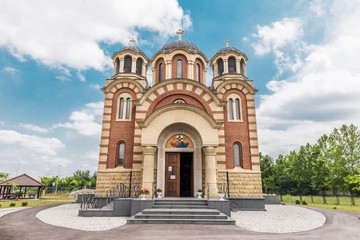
top-left (281, 195), bottom-right (360, 212)
top-left (0, 194), bottom-right (75, 209)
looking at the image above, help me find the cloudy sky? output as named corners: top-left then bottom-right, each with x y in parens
top-left (1, 0), bottom-right (359, 179)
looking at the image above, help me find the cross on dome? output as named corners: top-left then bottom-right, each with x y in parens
top-left (225, 39), bottom-right (230, 47)
top-left (130, 38), bottom-right (136, 46)
top-left (176, 29), bottom-right (184, 40)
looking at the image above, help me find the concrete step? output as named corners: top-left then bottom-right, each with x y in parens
top-left (133, 213), bottom-right (228, 220)
top-left (127, 217), bottom-right (235, 225)
top-left (154, 201), bottom-right (208, 206)
top-left (142, 208), bottom-right (220, 215)
top-left (153, 204), bottom-right (209, 209)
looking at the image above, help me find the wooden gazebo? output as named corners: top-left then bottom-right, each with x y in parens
top-left (0, 173), bottom-right (45, 199)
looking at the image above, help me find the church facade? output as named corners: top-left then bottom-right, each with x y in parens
top-left (95, 33), bottom-right (262, 198)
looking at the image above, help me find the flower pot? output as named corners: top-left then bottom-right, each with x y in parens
top-left (219, 193), bottom-right (225, 200)
top-left (197, 192), bottom-right (202, 198)
top-left (140, 194), bottom-right (146, 200)
top-left (157, 192), bottom-right (162, 198)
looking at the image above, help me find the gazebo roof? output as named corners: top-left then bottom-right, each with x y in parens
top-left (0, 173), bottom-right (44, 187)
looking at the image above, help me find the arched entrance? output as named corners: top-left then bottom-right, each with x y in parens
top-left (157, 124), bottom-right (202, 197)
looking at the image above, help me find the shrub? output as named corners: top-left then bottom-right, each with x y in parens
top-left (21, 202), bottom-right (28, 207)
top-left (295, 200), bottom-right (301, 205)
top-left (333, 206), bottom-right (337, 210)
top-left (302, 200), bottom-right (308, 205)
top-left (0, 204), bottom-right (2, 208)
top-left (9, 202), bottom-right (16, 207)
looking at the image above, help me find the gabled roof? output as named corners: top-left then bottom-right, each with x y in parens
top-left (0, 173), bottom-right (44, 187)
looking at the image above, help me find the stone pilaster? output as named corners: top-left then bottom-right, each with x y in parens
top-left (142, 146), bottom-right (157, 197)
top-left (203, 146), bottom-right (218, 198)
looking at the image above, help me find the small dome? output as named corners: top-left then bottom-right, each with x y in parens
top-left (118, 45), bottom-right (144, 54)
top-left (160, 40), bottom-right (199, 53)
top-left (216, 46), bottom-right (242, 55)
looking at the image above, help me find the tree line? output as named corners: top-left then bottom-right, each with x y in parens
top-left (261, 124), bottom-right (360, 203)
top-left (40, 170), bottom-right (97, 191)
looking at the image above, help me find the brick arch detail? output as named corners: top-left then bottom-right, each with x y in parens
top-left (145, 89), bottom-right (214, 118)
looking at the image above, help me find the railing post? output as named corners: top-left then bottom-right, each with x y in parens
top-left (128, 170), bottom-right (132, 198)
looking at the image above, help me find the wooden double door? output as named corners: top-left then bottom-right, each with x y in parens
top-left (165, 152), bottom-right (193, 197)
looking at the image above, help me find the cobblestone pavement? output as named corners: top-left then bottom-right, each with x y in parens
top-left (0, 205), bottom-right (359, 240)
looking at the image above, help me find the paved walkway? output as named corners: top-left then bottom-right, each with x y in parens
top-left (0, 205), bottom-right (359, 240)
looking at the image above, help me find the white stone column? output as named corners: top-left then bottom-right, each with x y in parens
top-left (165, 60), bottom-right (172, 79)
top-left (142, 63), bottom-right (147, 77)
top-left (203, 146), bottom-right (218, 198)
top-left (236, 59), bottom-right (241, 74)
top-left (188, 60), bottom-right (194, 80)
top-left (131, 58), bottom-right (136, 73)
top-left (142, 146), bottom-right (157, 197)
top-left (224, 59), bottom-right (228, 74)
top-left (119, 58), bottom-right (124, 73)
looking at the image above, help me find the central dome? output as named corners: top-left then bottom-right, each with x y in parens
top-left (160, 40), bottom-right (199, 53)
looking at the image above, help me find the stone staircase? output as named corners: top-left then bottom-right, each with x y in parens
top-left (127, 198), bottom-right (235, 225)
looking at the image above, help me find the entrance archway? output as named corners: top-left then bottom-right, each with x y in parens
top-left (157, 124), bottom-right (203, 197)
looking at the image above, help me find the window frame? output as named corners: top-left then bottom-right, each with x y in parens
top-left (117, 141), bottom-right (125, 166)
top-left (116, 93), bottom-right (132, 121)
top-left (176, 59), bottom-right (183, 78)
top-left (136, 58), bottom-right (143, 75)
top-left (124, 55), bottom-right (132, 73)
top-left (228, 56), bottom-right (236, 73)
top-left (227, 94), bottom-right (243, 122)
top-left (217, 58), bottom-right (224, 75)
top-left (233, 142), bottom-right (243, 168)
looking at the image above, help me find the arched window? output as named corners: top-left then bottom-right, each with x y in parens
top-left (136, 58), bottom-right (143, 75)
top-left (124, 56), bottom-right (132, 73)
top-left (177, 59), bottom-right (183, 78)
top-left (235, 98), bottom-right (240, 120)
top-left (240, 59), bottom-right (245, 75)
top-left (229, 98), bottom-right (234, 120)
top-left (228, 95), bottom-right (242, 121)
top-left (173, 99), bottom-right (186, 104)
top-left (117, 142), bottom-right (125, 166)
top-left (115, 58), bottom-right (120, 73)
top-left (118, 94), bottom-right (131, 120)
top-left (119, 98), bottom-right (124, 119)
top-left (125, 98), bottom-right (131, 119)
top-left (196, 63), bottom-right (201, 81)
top-left (228, 57), bottom-right (236, 73)
top-left (234, 143), bottom-right (242, 167)
top-left (217, 58), bottom-right (224, 75)
top-left (159, 63), bottom-right (163, 81)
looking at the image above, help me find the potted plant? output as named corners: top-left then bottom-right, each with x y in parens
top-left (156, 188), bottom-right (162, 198)
top-left (218, 191), bottom-right (225, 200)
top-left (196, 189), bottom-right (203, 198)
top-left (139, 189), bottom-right (149, 200)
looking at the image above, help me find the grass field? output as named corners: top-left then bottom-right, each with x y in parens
top-left (281, 195), bottom-right (360, 212)
top-left (0, 194), bottom-right (75, 209)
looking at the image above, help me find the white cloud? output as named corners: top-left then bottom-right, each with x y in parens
top-left (2, 66), bottom-right (18, 74)
top-left (0, 0), bottom-right (191, 71)
top-left (256, 0), bottom-right (360, 158)
top-left (19, 123), bottom-right (48, 133)
top-left (251, 17), bottom-right (303, 56)
top-left (53, 102), bottom-right (103, 136)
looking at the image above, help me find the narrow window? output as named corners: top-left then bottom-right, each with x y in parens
top-left (115, 58), bottom-right (120, 73)
top-left (235, 98), bottom-right (240, 120)
top-left (159, 63), bottom-right (163, 81)
top-left (124, 56), bottom-right (132, 73)
top-left (196, 63), bottom-right (201, 81)
top-left (177, 59), bottom-right (183, 78)
top-left (118, 142), bottom-right (125, 166)
top-left (136, 58), bottom-right (142, 75)
top-left (217, 59), bottom-right (224, 75)
top-left (229, 98), bottom-right (234, 120)
top-left (119, 98), bottom-right (124, 119)
top-left (234, 143), bottom-right (242, 167)
top-left (228, 57), bottom-right (236, 73)
top-left (125, 98), bottom-right (131, 119)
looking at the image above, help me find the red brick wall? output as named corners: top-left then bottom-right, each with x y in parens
top-left (107, 88), bottom-right (136, 169)
top-left (223, 90), bottom-right (252, 169)
top-left (152, 94), bottom-right (206, 112)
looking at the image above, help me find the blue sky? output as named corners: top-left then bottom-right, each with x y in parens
top-left (1, 0), bottom-right (360, 179)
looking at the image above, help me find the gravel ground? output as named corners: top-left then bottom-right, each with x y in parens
top-left (35, 203), bottom-right (127, 231)
top-left (232, 204), bottom-right (326, 233)
top-left (1, 203), bottom-right (325, 233)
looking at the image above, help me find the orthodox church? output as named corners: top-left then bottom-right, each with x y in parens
top-left (95, 31), bottom-right (262, 198)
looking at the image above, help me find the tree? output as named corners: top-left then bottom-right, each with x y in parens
top-left (260, 153), bottom-right (275, 194)
top-left (0, 172), bottom-right (9, 182)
